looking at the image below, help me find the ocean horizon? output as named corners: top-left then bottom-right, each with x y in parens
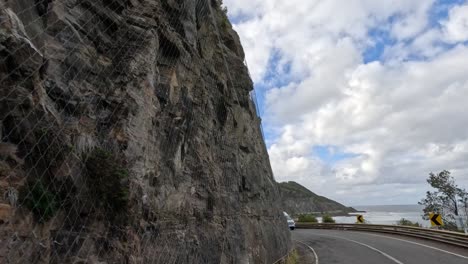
top-left (325, 204), bottom-right (429, 227)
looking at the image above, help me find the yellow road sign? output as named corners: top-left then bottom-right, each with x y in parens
top-left (429, 213), bottom-right (443, 227)
top-left (357, 215), bottom-right (364, 223)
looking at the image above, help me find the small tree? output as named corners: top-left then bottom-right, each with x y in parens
top-left (419, 170), bottom-right (466, 230)
top-left (322, 214), bottom-right (335, 223)
top-left (216, 0), bottom-right (228, 13)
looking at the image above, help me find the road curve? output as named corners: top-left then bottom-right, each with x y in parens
top-left (292, 229), bottom-right (468, 264)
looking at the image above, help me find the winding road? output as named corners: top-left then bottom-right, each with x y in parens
top-left (292, 229), bottom-right (468, 264)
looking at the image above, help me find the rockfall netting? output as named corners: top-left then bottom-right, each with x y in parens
top-left (0, 0), bottom-right (284, 263)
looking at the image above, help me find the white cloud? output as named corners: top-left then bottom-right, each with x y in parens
top-left (390, 0), bottom-right (434, 40)
top-left (224, 0), bottom-right (468, 205)
top-left (226, 0), bottom-right (436, 82)
top-left (443, 4), bottom-right (468, 42)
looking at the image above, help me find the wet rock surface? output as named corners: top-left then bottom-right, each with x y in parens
top-left (0, 0), bottom-right (290, 263)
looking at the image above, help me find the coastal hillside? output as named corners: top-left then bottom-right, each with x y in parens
top-left (279, 181), bottom-right (356, 216)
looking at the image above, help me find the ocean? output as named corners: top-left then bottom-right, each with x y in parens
top-left (323, 204), bottom-right (430, 227)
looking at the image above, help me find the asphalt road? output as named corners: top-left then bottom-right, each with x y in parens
top-left (292, 229), bottom-right (468, 264)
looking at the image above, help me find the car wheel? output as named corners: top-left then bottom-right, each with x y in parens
top-left (289, 227), bottom-right (295, 230)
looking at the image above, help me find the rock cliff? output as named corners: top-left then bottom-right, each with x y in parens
top-left (279, 181), bottom-right (356, 216)
top-left (0, 0), bottom-right (290, 263)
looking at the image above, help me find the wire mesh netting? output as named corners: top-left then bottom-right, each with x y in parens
top-left (0, 0), bottom-right (287, 263)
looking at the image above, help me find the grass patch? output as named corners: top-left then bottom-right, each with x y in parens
top-left (285, 249), bottom-right (299, 264)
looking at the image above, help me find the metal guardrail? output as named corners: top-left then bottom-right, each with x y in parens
top-left (296, 223), bottom-right (468, 248)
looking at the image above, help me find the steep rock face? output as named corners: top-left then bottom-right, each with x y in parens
top-left (279, 181), bottom-right (356, 216)
top-left (0, 0), bottom-right (290, 263)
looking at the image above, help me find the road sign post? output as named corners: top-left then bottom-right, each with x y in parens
top-left (429, 213), bottom-right (443, 227)
top-left (357, 215), bottom-right (364, 224)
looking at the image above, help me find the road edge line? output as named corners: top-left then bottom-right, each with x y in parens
top-left (359, 232), bottom-right (468, 260)
top-left (293, 239), bottom-right (319, 264)
top-left (337, 237), bottom-right (404, 264)
top-left (304, 233), bottom-right (405, 264)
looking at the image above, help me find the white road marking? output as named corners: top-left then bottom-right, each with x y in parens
top-left (359, 232), bottom-right (468, 260)
top-left (304, 233), bottom-right (404, 264)
top-left (334, 236), bottom-right (405, 264)
top-left (293, 239), bottom-right (319, 264)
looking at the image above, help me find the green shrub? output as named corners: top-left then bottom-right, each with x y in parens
top-left (322, 214), bottom-right (335, 223)
top-left (20, 179), bottom-right (58, 223)
top-left (298, 214), bottom-right (318, 223)
top-left (86, 148), bottom-right (129, 215)
top-left (215, 0), bottom-right (231, 30)
top-left (396, 218), bottom-right (421, 227)
top-left (355, 219), bottom-right (371, 224)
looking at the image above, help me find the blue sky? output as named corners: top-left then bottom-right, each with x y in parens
top-left (313, 146), bottom-right (360, 165)
top-left (225, 0), bottom-right (468, 205)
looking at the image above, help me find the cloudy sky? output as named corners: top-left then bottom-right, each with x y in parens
top-left (223, 0), bottom-right (468, 206)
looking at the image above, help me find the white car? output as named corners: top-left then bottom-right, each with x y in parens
top-left (283, 212), bottom-right (295, 230)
